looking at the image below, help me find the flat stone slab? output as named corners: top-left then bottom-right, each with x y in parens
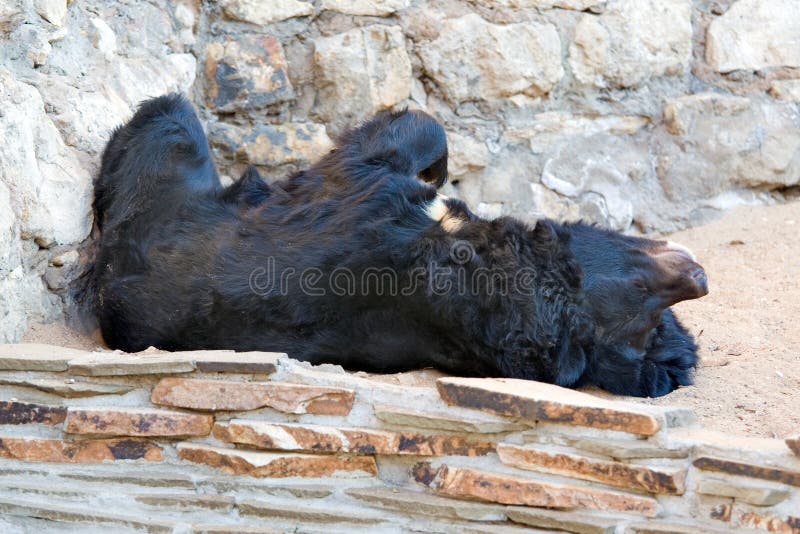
top-left (64, 407), bottom-right (213, 437)
top-left (191, 351), bottom-right (283, 374)
top-left (0, 377), bottom-right (135, 398)
top-left (68, 352), bottom-right (196, 376)
top-left (0, 400), bottom-right (66, 426)
top-left (693, 456), bottom-right (800, 487)
top-left (373, 403), bottom-right (526, 434)
top-left (0, 436), bottom-right (163, 463)
top-left (437, 378), bottom-right (662, 436)
top-left (238, 498), bottom-right (383, 525)
top-left (177, 443), bottom-right (377, 478)
top-left (787, 435), bottom-right (800, 458)
top-left (413, 462), bottom-right (659, 517)
top-left (524, 433), bottom-right (690, 460)
top-left (696, 477), bottom-right (789, 506)
top-left (346, 486), bottom-right (506, 521)
top-left (214, 420), bottom-right (494, 456)
top-left (625, 520), bottom-right (731, 534)
top-left (505, 506), bottom-right (619, 534)
top-left (0, 497), bottom-right (175, 532)
top-left (0, 343), bottom-right (87, 371)
top-left (152, 377), bottom-right (354, 415)
top-left (497, 443), bottom-right (686, 495)
top-left (131, 492), bottom-right (235, 511)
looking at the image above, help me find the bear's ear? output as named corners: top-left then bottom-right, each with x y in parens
top-left (646, 241), bottom-right (708, 307)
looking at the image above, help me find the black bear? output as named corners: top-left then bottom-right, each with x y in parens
top-left (89, 94), bottom-right (707, 397)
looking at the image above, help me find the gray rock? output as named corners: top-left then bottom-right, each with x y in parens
top-left (320, 0), bottom-right (409, 16)
top-left (221, 0), bottom-right (313, 25)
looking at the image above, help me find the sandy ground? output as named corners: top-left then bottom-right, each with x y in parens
top-left (22, 201), bottom-right (800, 438)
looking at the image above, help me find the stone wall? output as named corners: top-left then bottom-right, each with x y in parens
top-left (1, 0), bottom-right (799, 342)
top-left (0, 343), bottom-right (799, 532)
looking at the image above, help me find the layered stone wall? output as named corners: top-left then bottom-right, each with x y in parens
top-left (0, 344), bottom-right (798, 532)
top-left (1, 0), bottom-right (799, 341)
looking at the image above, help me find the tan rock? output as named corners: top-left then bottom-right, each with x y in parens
top-left (131, 493), bottom-right (235, 511)
top-left (0, 377), bottom-right (134, 398)
top-left (413, 463), bottom-right (660, 517)
top-left (787, 436), bottom-right (800, 457)
top-left (0, 343), bottom-right (85, 371)
top-left (419, 13), bottom-right (563, 103)
top-left (696, 477), bottom-right (789, 506)
top-left (214, 420), bottom-right (494, 456)
top-left (64, 407), bottom-right (213, 438)
top-left (151, 377), bottom-right (355, 415)
top-left (506, 506), bottom-right (619, 534)
top-left (374, 403), bottom-right (526, 434)
top-left (211, 122), bottom-right (333, 168)
top-left (770, 80), bottom-right (800, 102)
top-left (497, 443), bottom-right (686, 495)
top-left (0, 400), bottom-right (66, 425)
top-left (0, 498), bottom-right (175, 533)
top-left (193, 526), bottom-right (283, 534)
top-left (0, 437), bottom-right (163, 463)
top-left (436, 377), bottom-right (661, 435)
top-left (238, 498), bottom-right (383, 524)
top-left (205, 36), bottom-right (294, 112)
top-left (314, 24), bottom-right (411, 126)
top-left (345, 486), bottom-right (506, 521)
top-left (177, 443), bottom-right (377, 478)
top-left (736, 510), bottom-right (800, 533)
top-left (62, 470), bottom-right (194, 488)
top-left (472, 0), bottom-right (605, 9)
top-left (68, 351), bottom-right (196, 376)
top-left (448, 132), bottom-right (491, 177)
top-left (33, 0), bottom-right (67, 27)
top-left (320, 0), bottom-right (408, 16)
top-left (693, 457), bottom-right (800, 487)
top-left (569, 0), bottom-right (692, 88)
top-left (221, 0), bottom-right (312, 25)
top-left (706, 0), bottom-right (800, 73)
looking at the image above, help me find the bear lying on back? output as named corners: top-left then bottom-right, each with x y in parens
top-left (89, 94), bottom-right (707, 397)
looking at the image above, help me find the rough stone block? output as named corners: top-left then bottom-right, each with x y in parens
top-left (706, 0), bottom-right (800, 72)
top-left (506, 506), bottom-right (619, 534)
top-left (770, 80), bottom-right (800, 102)
top-left (0, 377), bottom-right (134, 398)
top-left (214, 420), bottom-right (494, 456)
top-left (205, 36), bottom-right (293, 112)
top-left (497, 443), bottom-right (686, 495)
top-left (419, 13), bottom-right (562, 103)
top-left (736, 510), bottom-right (800, 533)
top-left (0, 343), bottom-right (85, 371)
top-left (151, 377), bottom-right (355, 415)
top-left (437, 377), bottom-right (661, 435)
top-left (177, 443), bottom-right (377, 478)
top-left (321, 0), bottom-right (408, 16)
top-left (210, 122), bottom-right (332, 168)
top-left (413, 463), bottom-right (660, 517)
top-left (345, 486), bottom-right (506, 521)
top-left (314, 24), bottom-right (411, 125)
top-left (220, 0), bottom-right (312, 24)
top-left (693, 457), bottom-right (800, 487)
top-left (0, 437), bottom-right (163, 463)
top-left (0, 400), bottom-right (66, 425)
top-left (64, 407), bottom-right (213, 437)
top-left (696, 477), bottom-right (789, 506)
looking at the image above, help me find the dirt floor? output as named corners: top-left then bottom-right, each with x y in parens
top-left (22, 201), bottom-right (800, 439)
